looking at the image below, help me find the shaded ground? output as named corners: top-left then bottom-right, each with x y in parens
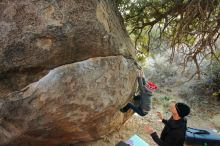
top-left (77, 90), bottom-right (220, 146)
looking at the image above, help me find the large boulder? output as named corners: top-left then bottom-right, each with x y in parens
top-left (0, 56), bottom-right (137, 146)
top-left (0, 0), bottom-right (137, 145)
top-left (0, 0), bottom-right (135, 97)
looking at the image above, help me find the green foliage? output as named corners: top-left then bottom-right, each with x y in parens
top-left (116, 0), bottom-right (220, 77)
top-left (159, 96), bottom-right (172, 109)
top-left (213, 89), bottom-right (220, 97)
top-left (136, 53), bottom-right (146, 63)
top-left (160, 96), bottom-right (171, 102)
top-left (205, 58), bottom-right (220, 99)
top-left (177, 57), bottom-right (220, 99)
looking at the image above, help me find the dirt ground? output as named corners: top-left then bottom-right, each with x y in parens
top-left (77, 91), bottom-right (220, 146)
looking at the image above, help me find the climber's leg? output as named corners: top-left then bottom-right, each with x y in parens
top-left (120, 103), bottom-right (132, 113)
top-left (129, 105), bottom-right (147, 116)
top-left (120, 103), bottom-right (147, 116)
top-left (133, 95), bottom-right (141, 101)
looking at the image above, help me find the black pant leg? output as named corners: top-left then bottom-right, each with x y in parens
top-left (126, 103), bottom-right (147, 116)
top-left (121, 103), bottom-right (131, 112)
top-left (133, 95), bottom-right (141, 101)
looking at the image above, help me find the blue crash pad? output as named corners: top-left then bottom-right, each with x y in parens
top-left (186, 127), bottom-right (220, 145)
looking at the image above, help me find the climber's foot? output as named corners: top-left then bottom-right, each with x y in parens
top-left (120, 108), bottom-right (126, 113)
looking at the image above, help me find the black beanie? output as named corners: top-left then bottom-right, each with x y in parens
top-left (175, 102), bottom-right (190, 118)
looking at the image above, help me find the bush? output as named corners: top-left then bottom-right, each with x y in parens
top-left (176, 58), bottom-right (220, 100)
top-left (158, 96), bottom-right (172, 109)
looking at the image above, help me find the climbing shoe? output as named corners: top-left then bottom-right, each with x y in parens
top-left (120, 108), bottom-right (126, 113)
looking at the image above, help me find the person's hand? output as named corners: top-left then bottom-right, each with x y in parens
top-left (140, 70), bottom-right (144, 77)
top-left (156, 111), bottom-right (163, 120)
top-left (144, 124), bottom-right (155, 134)
top-left (137, 70), bottom-right (141, 77)
top-left (137, 70), bottom-right (144, 77)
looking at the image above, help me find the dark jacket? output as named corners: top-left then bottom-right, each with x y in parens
top-left (151, 117), bottom-right (187, 146)
top-left (137, 77), bottom-right (152, 111)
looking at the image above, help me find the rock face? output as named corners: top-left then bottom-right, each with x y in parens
top-left (0, 0), bottom-right (137, 146)
top-left (0, 0), bottom-right (134, 97)
top-left (0, 56), bottom-right (137, 146)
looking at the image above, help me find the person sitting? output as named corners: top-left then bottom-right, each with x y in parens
top-left (120, 70), bottom-right (158, 116)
